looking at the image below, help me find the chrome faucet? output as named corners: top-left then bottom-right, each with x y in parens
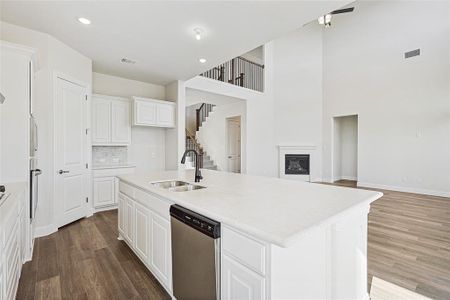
top-left (181, 149), bottom-right (203, 182)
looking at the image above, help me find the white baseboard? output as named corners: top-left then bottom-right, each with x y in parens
top-left (34, 223), bottom-right (57, 238)
top-left (357, 181), bottom-right (450, 198)
top-left (340, 176), bottom-right (357, 181)
top-left (94, 205), bottom-right (118, 213)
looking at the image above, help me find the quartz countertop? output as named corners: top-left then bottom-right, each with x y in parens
top-left (118, 169), bottom-right (382, 247)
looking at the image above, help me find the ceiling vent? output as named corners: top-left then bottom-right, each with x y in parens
top-left (404, 49), bottom-right (420, 59)
top-left (121, 58), bottom-right (136, 64)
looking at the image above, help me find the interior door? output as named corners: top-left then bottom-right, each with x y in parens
top-left (55, 77), bottom-right (88, 228)
top-left (227, 118), bottom-right (241, 173)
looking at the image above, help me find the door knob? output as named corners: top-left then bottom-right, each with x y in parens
top-left (58, 169), bottom-right (69, 174)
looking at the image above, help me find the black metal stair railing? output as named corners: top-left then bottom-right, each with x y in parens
top-left (200, 56), bottom-right (264, 92)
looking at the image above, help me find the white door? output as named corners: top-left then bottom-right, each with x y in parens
top-left (93, 177), bottom-right (115, 208)
top-left (227, 118), bottom-right (241, 173)
top-left (55, 77), bottom-right (89, 228)
top-left (111, 100), bottom-right (131, 144)
top-left (92, 97), bottom-right (111, 144)
top-left (150, 212), bottom-right (171, 290)
top-left (156, 103), bottom-right (175, 127)
top-left (222, 254), bottom-right (265, 300)
top-left (134, 202), bottom-right (150, 262)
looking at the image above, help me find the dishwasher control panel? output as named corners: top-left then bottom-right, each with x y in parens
top-left (170, 204), bottom-right (220, 238)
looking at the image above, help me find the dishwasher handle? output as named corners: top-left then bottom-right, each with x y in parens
top-left (170, 205), bottom-right (220, 239)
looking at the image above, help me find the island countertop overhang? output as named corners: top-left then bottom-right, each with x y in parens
top-left (117, 169), bottom-right (382, 247)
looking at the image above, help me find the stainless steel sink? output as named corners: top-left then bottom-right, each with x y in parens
top-left (151, 180), bottom-right (205, 192)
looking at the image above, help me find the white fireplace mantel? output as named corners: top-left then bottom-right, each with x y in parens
top-left (278, 144), bottom-right (319, 182)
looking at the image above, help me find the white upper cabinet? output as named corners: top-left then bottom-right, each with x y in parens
top-left (92, 94), bottom-right (131, 145)
top-left (111, 100), bottom-right (131, 144)
top-left (133, 97), bottom-right (175, 128)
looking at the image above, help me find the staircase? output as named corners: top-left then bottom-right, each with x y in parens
top-left (185, 103), bottom-right (217, 170)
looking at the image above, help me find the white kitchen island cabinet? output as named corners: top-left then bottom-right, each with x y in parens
top-left (117, 170), bottom-right (382, 300)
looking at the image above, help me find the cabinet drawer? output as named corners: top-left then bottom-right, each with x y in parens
top-left (134, 188), bottom-right (171, 220)
top-left (222, 226), bottom-right (266, 276)
top-left (119, 181), bottom-right (135, 199)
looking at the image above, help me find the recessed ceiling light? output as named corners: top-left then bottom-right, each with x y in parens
top-left (77, 17), bottom-right (91, 25)
top-left (194, 28), bottom-right (203, 40)
top-left (199, 58), bottom-right (207, 63)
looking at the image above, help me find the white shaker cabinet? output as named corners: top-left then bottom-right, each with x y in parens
top-left (149, 212), bottom-right (171, 289)
top-left (118, 181), bottom-right (173, 295)
top-left (132, 97), bottom-right (175, 128)
top-left (92, 94), bottom-right (131, 145)
top-left (134, 202), bottom-right (151, 262)
top-left (93, 177), bottom-right (116, 208)
top-left (222, 254), bottom-right (265, 300)
top-left (92, 166), bottom-right (135, 210)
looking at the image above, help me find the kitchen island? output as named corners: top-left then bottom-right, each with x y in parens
top-left (117, 169), bottom-right (382, 300)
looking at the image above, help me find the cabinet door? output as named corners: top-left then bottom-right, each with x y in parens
top-left (150, 213), bottom-right (171, 289)
top-left (134, 100), bottom-right (157, 126)
top-left (124, 197), bottom-right (135, 244)
top-left (93, 177), bottom-right (116, 208)
top-left (134, 202), bottom-right (150, 262)
top-left (92, 97), bottom-right (111, 144)
top-left (222, 254), bottom-right (265, 300)
top-left (118, 193), bottom-right (126, 236)
top-left (156, 103), bottom-right (175, 127)
top-left (111, 100), bottom-right (131, 144)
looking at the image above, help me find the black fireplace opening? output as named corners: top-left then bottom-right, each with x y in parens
top-left (285, 154), bottom-right (310, 175)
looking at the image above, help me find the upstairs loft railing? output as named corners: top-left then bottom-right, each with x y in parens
top-left (200, 56), bottom-right (264, 92)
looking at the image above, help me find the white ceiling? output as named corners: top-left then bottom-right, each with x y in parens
top-left (0, 1), bottom-right (350, 85)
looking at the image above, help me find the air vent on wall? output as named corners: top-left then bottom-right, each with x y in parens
top-left (121, 58), bottom-right (136, 64)
top-left (405, 49), bottom-right (420, 59)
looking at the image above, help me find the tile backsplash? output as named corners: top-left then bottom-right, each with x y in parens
top-left (92, 146), bottom-right (128, 166)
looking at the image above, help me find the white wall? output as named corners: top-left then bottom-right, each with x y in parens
top-left (165, 80), bottom-right (185, 170)
top-left (333, 115), bottom-right (357, 181)
top-left (273, 25), bottom-right (324, 181)
top-left (196, 101), bottom-right (247, 172)
top-left (322, 1), bottom-right (450, 196)
top-left (1, 21), bottom-right (93, 234)
top-left (92, 72), bottom-right (167, 173)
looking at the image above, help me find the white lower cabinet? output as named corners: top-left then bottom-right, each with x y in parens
top-left (124, 196), bottom-right (135, 245)
top-left (149, 212), bottom-right (171, 288)
top-left (118, 181), bottom-right (172, 295)
top-left (134, 202), bottom-right (150, 262)
top-left (222, 254), bottom-right (265, 300)
top-left (93, 177), bottom-right (116, 208)
top-left (1, 184), bottom-right (28, 300)
top-left (92, 166), bottom-right (135, 210)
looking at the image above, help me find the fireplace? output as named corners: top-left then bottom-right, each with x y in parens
top-left (285, 154), bottom-right (310, 175)
top-left (278, 145), bottom-right (316, 182)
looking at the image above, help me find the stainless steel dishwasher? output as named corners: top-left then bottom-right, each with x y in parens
top-left (170, 204), bottom-right (221, 300)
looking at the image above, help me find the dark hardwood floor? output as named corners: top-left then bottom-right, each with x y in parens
top-left (16, 209), bottom-right (170, 300)
top-left (17, 182), bottom-right (450, 300)
top-left (331, 180), bottom-right (450, 300)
